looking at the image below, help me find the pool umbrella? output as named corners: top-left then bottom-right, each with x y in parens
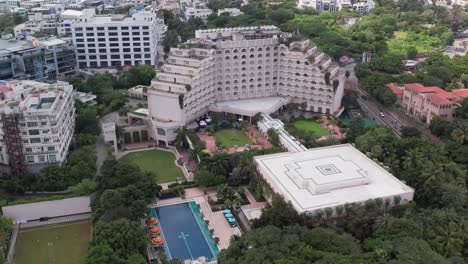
top-left (228, 218), bottom-right (236, 223)
top-left (223, 209), bottom-right (232, 214)
top-left (225, 213), bottom-right (233, 218)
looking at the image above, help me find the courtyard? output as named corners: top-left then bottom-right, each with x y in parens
top-left (293, 120), bottom-right (331, 137)
top-left (214, 129), bottom-right (252, 148)
top-left (14, 221), bottom-right (91, 264)
top-left (198, 125), bottom-right (272, 154)
top-left (120, 149), bottom-right (185, 183)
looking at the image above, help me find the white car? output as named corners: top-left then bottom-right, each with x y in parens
top-left (379, 112), bottom-right (385, 117)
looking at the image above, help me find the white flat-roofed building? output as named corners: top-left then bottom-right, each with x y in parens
top-left (71, 8), bottom-right (167, 68)
top-left (0, 80), bottom-right (75, 175)
top-left (148, 26), bottom-right (345, 144)
top-left (298, 0), bottom-right (375, 14)
top-left (217, 8), bottom-right (243, 16)
top-left (254, 144), bottom-right (414, 214)
top-left (184, 7), bottom-right (212, 20)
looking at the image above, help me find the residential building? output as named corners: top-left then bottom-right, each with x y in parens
top-left (148, 26), bottom-right (345, 144)
top-left (184, 7), bottom-right (212, 20)
top-left (217, 8), bottom-right (243, 16)
top-left (14, 11), bottom-right (79, 37)
top-left (73, 90), bottom-right (96, 105)
top-left (128, 85), bottom-right (147, 99)
top-left (0, 38), bottom-right (77, 82)
top-left (432, 0), bottom-right (468, 8)
top-left (254, 144), bottom-right (414, 214)
top-left (398, 83), bottom-right (468, 124)
top-left (71, 8), bottom-right (166, 68)
top-left (0, 80), bottom-right (75, 175)
top-left (297, 0), bottom-right (376, 14)
top-left (385, 83), bottom-right (403, 106)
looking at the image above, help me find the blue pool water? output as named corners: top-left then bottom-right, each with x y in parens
top-left (153, 202), bottom-right (219, 261)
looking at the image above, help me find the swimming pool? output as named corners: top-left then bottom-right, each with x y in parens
top-left (152, 201), bottom-right (219, 261)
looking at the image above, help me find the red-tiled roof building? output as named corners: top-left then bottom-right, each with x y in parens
top-left (397, 83), bottom-right (468, 124)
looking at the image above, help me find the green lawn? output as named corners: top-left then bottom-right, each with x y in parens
top-left (214, 129), bottom-right (253, 148)
top-left (14, 221), bottom-right (91, 264)
top-left (293, 120), bottom-right (330, 137)
top-left (120, 149), bottom-right (184, 183)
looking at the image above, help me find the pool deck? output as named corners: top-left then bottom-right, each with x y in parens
top-left (153, 187), bottom-right (242, 250)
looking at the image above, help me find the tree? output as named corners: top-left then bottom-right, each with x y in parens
top-left (455, 98), bottom-right (468, 119)
top-left (251, 112), bottom-right (263, 125)
top-left (369, 54), bottom-right (403, 74)
top-left (98, 160), bottom-right (157, 194)
top-left (76, 105), bottom-right (99, 135)
top-left (174, 127), bottom-right (189, 149)
top-left (204, 153), bottom-right (232, 176)
top-left (197, 170), bottom-right (226, 187)
top-left (76, 133), bottom-right (97, 147)
top-left (91, 219), bottom-right (146, 258)
top-left (429, 116), bottom-right (452, 137)
top-left (216, 184), bottom-right (235, 201)
top-left (86, 245), bottom-right (121, 264)
top-left (450, 121), bottom-right (468, 144)
top-left (125, 64), bottom-right (156, 87)
top-left (346, 116), bottom-right (366, 141)
top-left (219, 225), bottom-right (364, 264)
top-left (251, 196), bottom-right (300, 229)
top-left (401, 126), bottom-right (422, 138)
top-left (267, 128), bottom-right (280, 146)
top-left (406, 46), bottom-right (418, 59)
top-left (68, 179), bottom-right (97, 195)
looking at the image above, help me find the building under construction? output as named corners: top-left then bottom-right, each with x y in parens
top-left (0, 38), bottom-right (77, 83)
top-left (0, 80), bottom-right (75, 176)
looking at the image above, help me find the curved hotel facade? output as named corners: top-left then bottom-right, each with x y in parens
top-left (148, 26), bottom-right (345, 144)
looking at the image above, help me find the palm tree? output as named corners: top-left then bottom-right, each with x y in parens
top-left (451, 122), bottom-right (468, 144)
top-left (174, 127), bottom-right (189, 149)
top-left (206, 154), bottom-right (231, 176)
top-left (431, 222), bottom-right (464, 257)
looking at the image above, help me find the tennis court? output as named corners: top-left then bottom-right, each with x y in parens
top-left (153, 202), bottom-right (218, 261)
top-left (13, 221), bottom-right (91, 264)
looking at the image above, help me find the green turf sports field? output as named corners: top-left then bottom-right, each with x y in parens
top-left (293, 120), bottom-right (330, 137)
top-left (120, 149), bottom-right (185, 183)
top-left (14, 221), bottom-right (91, 264)
top-left (214, 129), bottom-right (253, 148)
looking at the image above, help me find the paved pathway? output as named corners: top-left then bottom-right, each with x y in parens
top-left (95, 134), bottom-right (108, 176)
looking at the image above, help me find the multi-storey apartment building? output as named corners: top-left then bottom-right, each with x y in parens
top-left (0, 80), bottom-right (75, 175)
top-left (298, 0), bottom-right (376, 14)
top-left (148, 26), bottom-right (345, 144)
top-left (389, 83), bottom-right (468, 124)
top-left (71, 8), bottom-right (166, 68)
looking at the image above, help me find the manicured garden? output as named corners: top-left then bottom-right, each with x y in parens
top-left (214, 129), bottom-right (252, 148)
top-left (293, 120), bottom-right (330, 137)
top-left (14, 221), bottom-right (91, 264)
top-left (120, 149), bottom-right (185, 183)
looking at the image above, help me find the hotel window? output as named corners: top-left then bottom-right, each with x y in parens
top-left (26, 156), bottom-right (34, 163)
top-left (48, 155), bottom-right (57, 162)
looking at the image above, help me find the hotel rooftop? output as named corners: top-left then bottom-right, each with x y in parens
top-left (254, 144), bottom-right (414, 213)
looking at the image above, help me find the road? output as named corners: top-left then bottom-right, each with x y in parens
top-left (342, 63), bottom-right (403, 137)
top-left (342, 64), bottom-right (440, 142)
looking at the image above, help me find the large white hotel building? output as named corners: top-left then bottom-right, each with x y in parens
top-left (148, 26), bottom-right (345, 144)
top-left (0, 80), bottom-right (75, 175)
top-left (71, 9), bottom-right (167, 68)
